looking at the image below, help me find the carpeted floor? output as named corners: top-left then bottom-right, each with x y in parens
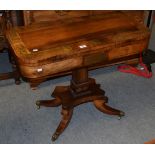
top-left (1, 51), bottom-right (155, 144)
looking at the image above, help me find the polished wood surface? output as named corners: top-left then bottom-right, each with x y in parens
top-left (22, 11), bottom-right (145, 26)
top-left (6, 11), bottom-right (150, 89)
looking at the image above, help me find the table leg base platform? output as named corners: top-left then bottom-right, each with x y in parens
top-left (36, 68), bottom-right (124, 141)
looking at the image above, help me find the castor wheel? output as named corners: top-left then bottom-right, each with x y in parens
top-left (51, 132), bottom-right (59, 141)
top-left (118, 111), bottom-right (125, 120)
top-left (36, 101), bottom-right (41, 109)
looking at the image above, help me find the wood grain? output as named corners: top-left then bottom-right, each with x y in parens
top-left (6, 11), bottom-right (150, 87)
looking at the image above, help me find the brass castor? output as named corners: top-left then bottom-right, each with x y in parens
top-left (51, 132), bottom-right (59, 141)
top-left (36, 101), bottom-right (41, 109)
top-left (118, 111), bottom-right (125, 120)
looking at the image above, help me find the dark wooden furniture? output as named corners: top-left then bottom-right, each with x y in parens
top-left (0, 11), bottom-right (14, 81)
top-left (0, 11), bottom-right (7, 52)
top-left (0, 11), bottom-right (21, 84)
top-left (6, 11), bottom-right (150, 141)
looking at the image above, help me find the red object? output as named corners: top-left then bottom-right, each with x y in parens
top-left (118, 52), bottom-right (153, 78)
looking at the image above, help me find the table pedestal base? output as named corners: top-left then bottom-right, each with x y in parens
top-left (36, 68), bottom-right (124, 141)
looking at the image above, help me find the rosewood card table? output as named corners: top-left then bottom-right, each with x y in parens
top-left (6, 11), bottom-right (150, 141)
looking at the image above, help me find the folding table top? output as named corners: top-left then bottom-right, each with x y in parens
top-left (6, 11), bottom-right (150, 65)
